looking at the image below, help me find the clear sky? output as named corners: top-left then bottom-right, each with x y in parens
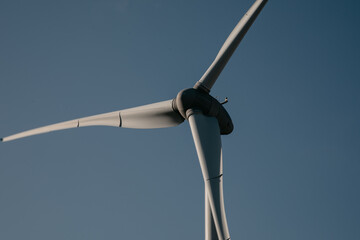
top-left (1, 0), bottom-right (359, 239)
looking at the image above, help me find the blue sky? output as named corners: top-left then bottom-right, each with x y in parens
top-left (1, 0), bottom-right (359, 239)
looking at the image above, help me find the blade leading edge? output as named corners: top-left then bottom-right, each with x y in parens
top-left (2, 100), bottom-right (184, 142)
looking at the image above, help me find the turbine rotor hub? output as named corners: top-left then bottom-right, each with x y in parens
top-left (173, 88), bottom-right (234, 135)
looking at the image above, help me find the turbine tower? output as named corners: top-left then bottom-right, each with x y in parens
top-left (2, 1), bottom-right (268, 239)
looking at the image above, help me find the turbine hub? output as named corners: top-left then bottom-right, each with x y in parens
top-left (173, 88), bottom-right (234, 135)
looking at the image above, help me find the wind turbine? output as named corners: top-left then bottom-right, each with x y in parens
top-left (2, 0), bottom-right (267, 239)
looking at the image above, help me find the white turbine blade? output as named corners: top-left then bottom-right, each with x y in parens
top-left (120, 100), bottom-right (183, 129)
top-left (195, 0), bottom-right (268, 92)
top-left (188, 110), bottom-right (230, 240)
top-left (205, 188), bottom-right (218, 240)
top-left (2, 100), bottom-right (184, 142)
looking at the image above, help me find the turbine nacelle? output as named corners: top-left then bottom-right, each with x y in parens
top-left (173, 88), bottom-right (234, 135)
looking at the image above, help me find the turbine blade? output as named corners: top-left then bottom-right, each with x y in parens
top-left (188, 110), bottom-right (230, 240)
top-left (194, 0), bottom-right (268, 92)
top-left (205, 188), bottom-right (218, 240)
top-left (2, 100), bottom-right (184, 142)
